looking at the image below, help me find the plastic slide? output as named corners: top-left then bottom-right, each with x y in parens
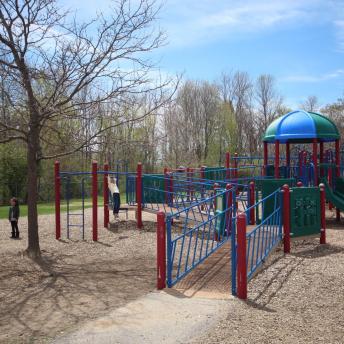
top-left (320, 177), bottom-right (344, 210)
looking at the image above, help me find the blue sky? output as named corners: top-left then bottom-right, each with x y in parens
top-left (63, 0), bottom-right (344, 107)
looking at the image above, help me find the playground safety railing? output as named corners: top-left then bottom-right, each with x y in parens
top-left (166, 186), bottom-right (236, 288)
top-left (245, 189), bottom-right (282, 280)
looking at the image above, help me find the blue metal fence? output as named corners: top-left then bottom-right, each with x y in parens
top-left (245, 189), bottom-right (282, 280)
top-left (166, 187), bottom-right (236, 288)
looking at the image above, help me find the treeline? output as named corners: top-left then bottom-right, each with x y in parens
top-left (1, 71), bottom-right (343, 204)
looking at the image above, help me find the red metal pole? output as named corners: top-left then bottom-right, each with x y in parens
top-left (313, 139), bottom-right (318, 186)
top-left (263, 142), bottom-right (268, 176)
top-left (286, 142), bottom-right (290, 178)
top-left (137, 162), bottom-right (143, 229)
top-left (282, 184), bottom-right (290, 254)
top-left (320, 184), bottom-right (326, 244)
top-left (249, 181), bottom-right (255, 225)
top-left (157, 211), bottom-right (166, 289)
top-left (92, 161), bottom-right (98, 241)
top-left (320, 141), bottom-right (324, 178)
top-left (225, 152), bottom-right (230, 180)
top-left (237, 213), bottom-right (247, 300)
top-left (274, 140), bottom-right (280, 178)
top-left (103, 163), bottom-right (109, 228)
top-left (54, 161), bottom-right (61, 240)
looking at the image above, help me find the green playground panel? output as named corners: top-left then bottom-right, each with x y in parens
top-left (143, 174), bottom-right (165, 203)
top-left (289, 187), bottom-right (320, 237)
top-left (261, 178), bottom-right (293, 221)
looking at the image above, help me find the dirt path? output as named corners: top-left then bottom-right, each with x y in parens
top-left (0, 208), bottom-right (158, 344)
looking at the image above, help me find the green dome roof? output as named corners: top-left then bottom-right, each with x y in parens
top-left (263, 110), bottom-right (340, 143)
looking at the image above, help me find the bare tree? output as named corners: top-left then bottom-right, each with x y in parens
top-left (255, 74), bottom-right (283, 131)
top-left (0, 0), bottom-right (175, 257)
top-left (300, 95), bottom-right (319, 112)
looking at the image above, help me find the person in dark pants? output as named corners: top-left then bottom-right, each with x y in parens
top-left (8, 197), bottom-right (20, 239)
top-left (108, 176), bottom-right (120, 219)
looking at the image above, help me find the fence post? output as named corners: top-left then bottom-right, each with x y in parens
top-left (282, 184), bottom-right (290, 254)
top-left (137, 162), bottom-right (143, 229)
top-left (92, 161), bottom-right (98, 241)
top-left (169, 172), bottom-right (174, 207)
top-left (104, 163), bottom-right (109, 228)
top-left (319, 184), bottom-right (326, 244)
top-left (187, 167), bottom-right (191, 201)
top-left (157, 212), bottom-right (166, 289)
top-left (54, 161), bottom-right (61, 240)
top-left (237, 213), bottom-right (247, 300)
top-left (249, 181), bottom-right (255, 225)
top-left (225, 152), bottom-right (230, 180)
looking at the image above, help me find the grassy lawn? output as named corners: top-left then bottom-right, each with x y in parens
top-left (0, 197), bottom-right (104, 220)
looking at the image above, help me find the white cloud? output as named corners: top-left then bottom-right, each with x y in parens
top-left (162, 0), bottom-right (328, 47)
top-left (281, 69), bottom-right (344, 83)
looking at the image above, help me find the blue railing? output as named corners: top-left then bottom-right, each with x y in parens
top-left (166, 187), bottom-right (236, 287)
top-left (245, 189), bottom-right (282, 280)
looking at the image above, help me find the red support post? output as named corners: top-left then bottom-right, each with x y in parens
top-left (263, 142), bottom-right (268, 176)
top-left (225, 152), bottom-right (230, 180)
top-left (92, 161), bottom-right (98, 241)
top-left (237, 213), bottom-right (247, 300)
top-left (274, 140), bottom-right (280, 178)
top-left (157, 211), bottom-right (166, 289)
top-left (282, 184), bottom-right (290, 254)
top-left (103, 163), bottom-right (109, 228)
top-left (313, 139), bottom-right (318, 186)
top-left (319, 184), bottom-right (326, 244)
top-left (249, 181), bottom-right (255, 225)
top-left (54, 161), bottom-right (61, 240)
top-left (137, 162), bottom-right (143, 229)
top-left (320, 141), bottom-right (324, 178)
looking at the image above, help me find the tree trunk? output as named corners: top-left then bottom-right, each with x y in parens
top-left (26, 128), bottom-right (41, 258)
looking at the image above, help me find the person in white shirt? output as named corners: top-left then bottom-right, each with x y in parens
top-left (108, 176), bottom-right (120, 219)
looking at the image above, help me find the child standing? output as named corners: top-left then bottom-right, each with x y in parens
top-left (8, 197), bottom-right (20, 239)
top-left (108, 176), bottom-right (121, 219)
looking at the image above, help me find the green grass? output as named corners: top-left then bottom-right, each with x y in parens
top-left (0, 197), bottom-right (104, 219)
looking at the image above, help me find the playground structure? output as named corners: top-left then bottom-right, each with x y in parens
top-left (54, 110), bottom-right (343, 300)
